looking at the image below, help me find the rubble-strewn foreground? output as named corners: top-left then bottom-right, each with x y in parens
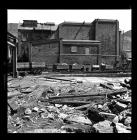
top-left (8, 76), bottom-right (131, 133)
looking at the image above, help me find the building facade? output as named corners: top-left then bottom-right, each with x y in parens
top-left (17, 19), bottom-right (121, 66)
top-left (56, 22), bottom-right (91, 40)
top-left (89, 19), bottom-right (120, 65)
top-left (31, 39), bottom-right (60, 64)
top-left (59, 40), bottom-right (101, 65)
top-left (18, 20), bottom-right (58, 62)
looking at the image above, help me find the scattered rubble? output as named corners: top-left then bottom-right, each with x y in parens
top-left (93, 120), bottom-right (114, 133)
top-left (7, 76), bottom-right (132, 133)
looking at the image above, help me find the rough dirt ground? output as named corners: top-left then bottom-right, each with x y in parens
top-left (7, 75), bottom-right (131, 133)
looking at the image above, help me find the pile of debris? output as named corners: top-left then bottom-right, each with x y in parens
top-left (7, 76), bottom-right (132, 133)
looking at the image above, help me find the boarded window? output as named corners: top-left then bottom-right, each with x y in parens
top-left (71, 46), bottom-right (77, 52)
top-left (85, 48), bottom-right (90, 54)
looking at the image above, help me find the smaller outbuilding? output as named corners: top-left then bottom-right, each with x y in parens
top-left (7, 32), bottom-right (18, 78)
top-left (59, 39), bottom-right (101, 65)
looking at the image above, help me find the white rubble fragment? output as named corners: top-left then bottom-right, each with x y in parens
top-left (62, 105), bottom-right (68, 110)
top-left (124, 117), bottom-right (131, 126)
top-left (115, 123), bottom-right (131, 133)
top-left (118, 114), bottom-right (123, 121)
top-left (112, 116), bottom-right (119, 123)
top-left (66, 115), bottom-right (92, 125)
top-left (33, 107), bottom-right (39, 112)
top-left (47, 113), bottom-right (54, 119)
top-left (98, 104), bottom-right (103, 109)
top-left (93, 120), bottom-right (113, 133)
top-left (58, 113), bottom-right (68, 119)
top-left (25, 108), bottom-right (32, 115)
top-left (41, 112), bottom-right (48, 118)
top-left (55, 104), bottom-right (62, 108)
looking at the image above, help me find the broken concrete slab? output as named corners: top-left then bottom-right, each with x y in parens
top-left (24, 108), bottom-right (32, 115)
top-left (112, 115), bottom-right (119, 123)
top-left (115, 123), bottom-right (131, 133)
top-left (85, 107), bottom-right (105, 123)
top-left (115, 101), bottom-right (128, 112)
top-left (93, 120), bottom-right (113, 133)
top-left (65, 115), bottom-right (92, 125)
top-left (101, 102), bottom-right (111, 113)
top-left (8, 90), bottom-right (22, 99)
top-left (32, 107), bottom-right (39, 112)
top-left (58, 113), bottom-right (68, 119)
top-left (61, 123), bottom-right (93, 133)
top-left (124, 116), bottom-right (131, 127)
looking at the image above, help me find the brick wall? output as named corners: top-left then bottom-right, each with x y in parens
top-left (60, 41), bottom-right (99, 65)
top-left (95, 22), bottom-right (117, 55)
top-left (89, 20), bottom-right (119, 65)
top-left (62, 45), bottom-right (98, 54)
top-left (31, 42), bottom-right (59, 64)
top-left (29, 30), bottom-right (52, 41)
top-left (58, 24), bottom-right (91, 40)
top-left (18, 29), bottom-right (56, 62)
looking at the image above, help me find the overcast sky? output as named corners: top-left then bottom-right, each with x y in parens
top-left (8, 9), bottom-right (131, 32)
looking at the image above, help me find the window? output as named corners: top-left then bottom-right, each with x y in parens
top-left (71, 46), bottom-right (77, 52)
top-left (85, 48), bottom-right (90, 54)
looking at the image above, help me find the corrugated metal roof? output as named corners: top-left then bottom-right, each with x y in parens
top-left (18, 23), bottom-right (58, 31)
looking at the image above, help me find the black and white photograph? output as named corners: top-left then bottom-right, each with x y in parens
top-left (7, 9), bottom-right (132, 133)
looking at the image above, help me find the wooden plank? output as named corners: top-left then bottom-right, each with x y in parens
top-left (75, 103), bottom-right (96, 110)
top-left (49, 100), bottom-right (91, 105)
top-left (100, 83), bottom-right (114, 90)
top-left (43, 76), bottom-right (73, 82)
top-left (48, 89), bottom-right (127, 100)
top-left (116, 98), bottom-right (131, 104)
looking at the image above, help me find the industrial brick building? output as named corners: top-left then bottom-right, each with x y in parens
top-left (89, 19), bottom-right (120, 65)
top-left (18, 20), bottom-right (58, 62)
top-left (17, 19), bottom-right (121, 66)
top-left (59, 39), bottom-right (101, 65)
top-left (31, 39), bottom-right (60, 64)
top-left (55, 21), bottom-right (91, 40)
